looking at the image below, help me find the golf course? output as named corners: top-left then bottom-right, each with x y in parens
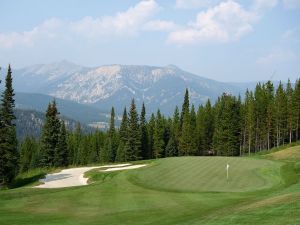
top-left (0, 144), bottom-right (299, 225)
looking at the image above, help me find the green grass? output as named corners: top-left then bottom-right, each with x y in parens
top-left (0, 145), bottom-right (299, 225)
top-left (130, 157), bottom-right (282, 192)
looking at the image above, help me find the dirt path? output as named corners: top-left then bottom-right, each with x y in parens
top-left (35, 163), bottom-right (146, 188)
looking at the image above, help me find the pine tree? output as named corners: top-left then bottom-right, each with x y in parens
top-left (107, 107), bottom-right (118, 162)
top-left (254, 83), bottom-right (268, 151)
top-left (165, 135), bottom-right (177, 157)
top-left (54, 121), bottom-right (68, 167)
top-left (196, 105), bottom-right (205, 155)
top-left (147, 113), bottom-right (156, 159)
top-left (179, 107), bottom-right (193, 156)
top-left (180, 88), bottom-right (190, 127)
top-left (115, 141), bottom-right (125, 162)
top-left (71, 122), bottom-right (82, 165)
top-left (0, 65), bottom-right (18, 184)
top-left (19, 137), bottom-right (39, 172)
top-left (178, 88), bottom-right (194, 156)
top-left (294, 79), bottom-right (300, 140)
top-left (274, 83), bottom-right (287, 147)
top-left (189, 104), bottom-right (197, 154)
top-left (153, 110), bottom-right (165, 158)
top-left (244, 90), bottom-right (255, 155)
top-left (89, 131), bottom-right (101, 163)
top-left (125, 99), bottom-right (141, 161)
top-left (286, 80), bottom-right (298, 143)
top-left (265, 81), bottom-right (275, 150)
top-left (140, 103), bottom-right (149, 159)
top-left (172, 106), bottom-right (180, 156)
top-left (40, 100), bottom-right (61, 167)
top-left (100, 136), bottom-right (110, 163)
top-left (116, 107), bottom-right (128, 162)
top-left (19, 137), bottom-right (33, 172)
top-left (213, 94), bottom-right (241, 156)
top-left (119, 107), bottom-right (128, 143)
top-left (202, 100), bottom-right (214, 155)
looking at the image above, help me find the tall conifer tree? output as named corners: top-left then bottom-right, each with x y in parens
top-left (40, 100), bottom-right (61, 167)
top-left (147, 113), bottom-right (156, 159)
top-left (213, 94), bottom-right (241, 156)
top-left (125, 99), bottom-right (141, 161)
top-left (0, 65), bottom-right (18, 184)
top-left (54, 121), bottom-right (68, 167)
top-left (274, 83), bottom-right (287, 147)
top-left (107, 107), bottom-right (117, 162)
top-left (140, 103), bottom-right (149, 159)
top-left (196, 105), bottom-right (205, 155)
top-left (153, 110), bottom-right (165, 158)
top-left (294, 79), bottom-right (300, 140)
top-left (286, 80), bottom-right (298, 143)
top-left (179, 108), bottom-right (192, 156)
top-left (116, 107), bottom-right (128, 162)
top-left (203, 100), bottom-right (214, 154)
top-left (265, 81), bottom-right (275, 150)
top-left (180, 88), bottom-right (190, 127)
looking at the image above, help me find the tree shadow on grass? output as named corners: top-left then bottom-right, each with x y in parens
top-left (9, 171), bottom-right (47, 189)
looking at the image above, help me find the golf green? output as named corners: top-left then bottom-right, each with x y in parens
top-left (130, 156), bottom-right (282, 192)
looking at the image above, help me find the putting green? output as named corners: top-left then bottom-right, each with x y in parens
top-left (130, 157), bottom-right (282, 192)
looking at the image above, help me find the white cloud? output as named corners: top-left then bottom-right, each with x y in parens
top-left (0, 0), bottom-right (159, 48)
top-left (175, 0), bottom-right (221, 9)
top-left (71, 0), bottom-right (159, 38)
top-left (283, 0), bottom-right (300, 9)
top-left (257, 49), bottom-right (297, 64)
top-left (0, 18), bottom-right (62, 48)
top-left (168, 1), bottom-right (258, 44)
top-left (253, 0), bottom-right (278, 11)
top-left (0, 0), bottom-right (288, 49)
top-left (144, 20), bottom-right (178, 31)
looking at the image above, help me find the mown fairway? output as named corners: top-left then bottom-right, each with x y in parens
top-left (0, 146), bottom-right (299, 225)
top-left (131, 157), bottom-right (282, 192)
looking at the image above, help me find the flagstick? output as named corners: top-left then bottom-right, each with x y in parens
top-left (227, 167), bottom-right (229, 181)
top-left (226, 163), bottom-right (229, 181)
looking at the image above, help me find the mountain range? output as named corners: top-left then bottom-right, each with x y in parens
top-left (9, 60), bottom-right (249, 116)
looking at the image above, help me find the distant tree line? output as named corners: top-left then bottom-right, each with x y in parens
top-left (1, 65), bottom-right (300, 186)
top-left (19, 79), bottom-right (300, 172)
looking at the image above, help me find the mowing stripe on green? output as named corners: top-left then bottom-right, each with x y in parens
top-left (130, 157), bottom-right (282, 192)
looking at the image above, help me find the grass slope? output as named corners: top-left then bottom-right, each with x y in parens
top-left (0, 146), bottom-right (299, 225)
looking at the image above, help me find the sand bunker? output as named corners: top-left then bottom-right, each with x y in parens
top-left (102, 164), bottom-right (146, 172)
top-left (35, 163), bottom-right (145, 188)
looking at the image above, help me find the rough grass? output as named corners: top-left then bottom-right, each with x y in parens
top-left (0, 144), bottom-right (299, 225)
top-left (265, 145), bottom-right (300, 162)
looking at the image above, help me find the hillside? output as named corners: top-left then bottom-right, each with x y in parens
top-left (15, 109), bottom-right (94, 139)
top-left (15, 92), bottom-right (110, 125)
top-left (11, 61), bottom-right (246, 114)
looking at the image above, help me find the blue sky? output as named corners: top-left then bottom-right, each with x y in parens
top-left (0, 0), bottom-right (299, 82)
